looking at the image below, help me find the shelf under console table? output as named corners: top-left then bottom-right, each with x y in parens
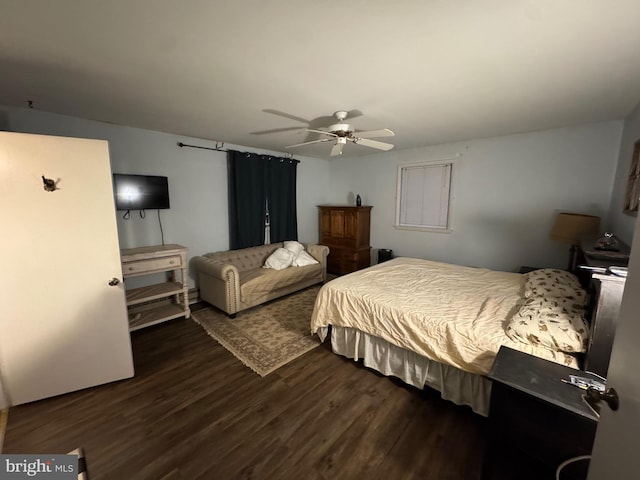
top-left (121, 244), bottom-right (190, 331)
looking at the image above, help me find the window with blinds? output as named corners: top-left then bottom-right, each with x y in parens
top-left (396, 161), bottom-right (453, 231)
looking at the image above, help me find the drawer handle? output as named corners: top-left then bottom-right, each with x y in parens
top-left (128, 266), bottom-right (134, 271)
top-left (169, 260), bottom-right (175, 264)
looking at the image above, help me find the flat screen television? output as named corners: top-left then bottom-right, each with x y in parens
top-left (113, 174), bottom-right (170, 210)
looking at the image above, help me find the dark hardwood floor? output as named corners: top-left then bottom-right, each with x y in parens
top-left (3, 312), bottom-right (487, 480)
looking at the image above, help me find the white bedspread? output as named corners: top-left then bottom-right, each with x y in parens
top-left (310, 257), bottom-right (578, 375)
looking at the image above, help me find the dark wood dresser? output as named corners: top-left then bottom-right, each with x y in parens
top-left (318, 205), bottom-right (372, 275)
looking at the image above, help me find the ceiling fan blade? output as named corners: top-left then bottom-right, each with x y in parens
top-left (262, 109), bottom-right (310, 124)
top-left (305, 128), bottom-right (338, 137)
top-left (285, 138), bottom-right (332, 148)
top-left (345, 109), bottom-right (364, 120)
top-left (354, 128), bottom-right (395, 138)
top-left (250, 126), bottom-right (305, 135)
top-left (330, 142), bottom-right (344, 157)
top-left (352, 138), bottom-right (394, 151)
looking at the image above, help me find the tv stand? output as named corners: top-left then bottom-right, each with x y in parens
top-left (121, 244), bottom-right (190, 331)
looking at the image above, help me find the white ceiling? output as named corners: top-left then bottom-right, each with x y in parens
top-left (2, 1), bottom-right (640, 159)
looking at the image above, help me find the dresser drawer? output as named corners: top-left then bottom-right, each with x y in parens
top-left (327, 256), bottom-right (356, 276)
top-left (334, 250), bottom-right (357, 261)
top-left (319, 236), bottom-right (357, 249)
top-left (327, 248), bottom-right (371, 276)
top-left (123, 255), bottom-right (182, 277)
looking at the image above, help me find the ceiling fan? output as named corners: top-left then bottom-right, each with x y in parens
top-left (285, 110), bottom-right (394, 157)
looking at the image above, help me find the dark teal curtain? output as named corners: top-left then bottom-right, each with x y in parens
top-left (228, 151), bottom-right (266, 249)
top-left (228, 151), bottom-right (298, 249)
top-left (267, 157), bottom-right (298, 243)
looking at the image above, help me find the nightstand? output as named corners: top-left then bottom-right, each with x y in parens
top-left (574, 234), bottom-right (629, 287)
top-left (481, 346), bottom-right (599, 480)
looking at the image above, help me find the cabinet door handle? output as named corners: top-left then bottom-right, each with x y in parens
top-left (108, 278), bottom-right (120, 286)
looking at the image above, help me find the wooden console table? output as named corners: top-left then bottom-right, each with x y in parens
top-left (121, 244), bottom-right (190, 331)
top-left (482, 346), bottom-right (598, 480)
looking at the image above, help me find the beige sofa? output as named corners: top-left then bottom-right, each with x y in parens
top-left (193, 242), bottom-right (329, 317)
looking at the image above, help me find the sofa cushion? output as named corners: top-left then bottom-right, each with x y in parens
top-left (204, 243), bottom-right (282, 272)
top-left (241, 264), bottom-right (322, 305)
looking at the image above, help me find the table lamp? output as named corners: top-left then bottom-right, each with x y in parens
top-left (550, 212), bottom-right (600, 271)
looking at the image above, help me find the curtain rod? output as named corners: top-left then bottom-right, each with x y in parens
top-left (177, 141), bottom-right (226, 152)
top-left (177, 141), bottom-right (297, 161)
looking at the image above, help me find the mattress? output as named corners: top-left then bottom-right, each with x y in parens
top-left (310, 257), bottom-right (579, 375)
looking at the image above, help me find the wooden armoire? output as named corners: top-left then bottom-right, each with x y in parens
top-left (318, 205), bottom-right (372, 275)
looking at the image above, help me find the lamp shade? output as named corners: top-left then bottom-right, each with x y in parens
top-left (550, 212), bottom-right (600, 244)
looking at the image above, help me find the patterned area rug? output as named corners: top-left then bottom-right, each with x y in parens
top-left (192, 285), bottom-right (322, 376)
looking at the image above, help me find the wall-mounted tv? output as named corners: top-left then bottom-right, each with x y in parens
top-left (113, 174), bottom-right (170, 210)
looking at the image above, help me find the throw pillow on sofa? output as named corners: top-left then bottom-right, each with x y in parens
top-left (293, 250), bottom-right (318, 266)
top-left (283, 241), bottom-right (305, 256)
top-left (263, 248), bottom-right (295, 270)
top-left (283, 240), bottom-right (319, 267)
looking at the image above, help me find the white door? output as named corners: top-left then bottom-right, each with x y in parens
top-left (587, 213), bottom-right (640, 478)
top-left (0, 132), bottom-right (134, 406)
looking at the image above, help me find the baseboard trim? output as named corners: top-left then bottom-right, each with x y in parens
top-left (188, 287), bottom-right (200, 304)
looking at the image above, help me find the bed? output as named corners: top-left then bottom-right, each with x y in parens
top-left (310, 257), bottom-right (589, 416)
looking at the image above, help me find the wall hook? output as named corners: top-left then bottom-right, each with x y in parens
top-left (42, 175), bottom-right (59, 192)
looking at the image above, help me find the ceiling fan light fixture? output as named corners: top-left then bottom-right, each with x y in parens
top-left (331, 138), bottom-right (346, 156)
top-left (284, 109), bottom-right (394, 156)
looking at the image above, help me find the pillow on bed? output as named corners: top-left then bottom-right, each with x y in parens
top-left (523, 268), bottom-right (585, 302)
top-left (505, 296), bottom-right (589, 353)
top-left (263, 248), bottom-right (295, 270)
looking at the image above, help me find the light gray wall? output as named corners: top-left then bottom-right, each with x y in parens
top-left (328, 121), bottom-right (623, 272)
top-left (2, 106), bottom-right (331, 287)
top-left (607, 102), bottom-right (640, 244)
top-left (2, 104), bottom-right (627, 276)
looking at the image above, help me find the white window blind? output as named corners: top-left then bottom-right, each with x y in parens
top-left (397, 162), bottom-right (452, 230)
